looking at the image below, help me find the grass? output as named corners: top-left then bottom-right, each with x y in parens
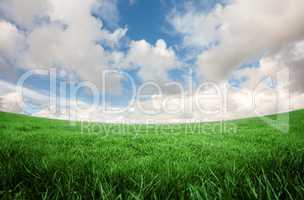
top-left (0, 110), bottom-right (304, 199)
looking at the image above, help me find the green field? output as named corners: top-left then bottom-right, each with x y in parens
top-left (0, 110), bottom-right (304, 199)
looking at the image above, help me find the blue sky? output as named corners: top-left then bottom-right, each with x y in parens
top-left (119, 0), bottom-right (170, 45)
top-left (0, 0), bottom-right (303, 122)
top-left (93, 0), bottom-right (225, 105)
top-left (116, 0), bottom-right (224, 46)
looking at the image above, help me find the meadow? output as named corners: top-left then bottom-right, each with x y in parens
top-left (0, 110), bottom-right (304, 199)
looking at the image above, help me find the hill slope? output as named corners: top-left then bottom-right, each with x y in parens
top-left (0, 110), bottom-right (304, 199)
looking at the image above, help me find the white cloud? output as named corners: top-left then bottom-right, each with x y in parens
top-left (233, 41), bottom-right (304, 94)
top-left (0, 20), bottom-right (25, 58)
top-left (126, 39), bottom-right (179, 83)
top-left (0, 0), bottom-right (50, 28)
top-left (0, 79), bottom-right (49, 114)
top-left (92, 0), bottom-right (120, 28)
top-left (100, 28), bottom-right (128, 48)
top-left (0, 0), bottom-right (129, 92)
top-left (196, 0), bottom-right (304, 81)
top-left (0, 92), bottom-right (23, 113)
top-left (0, 77), bottom-right (303, 124)
top-left (167, 0), bottom-right (304, 121)
top-left (168, 4), bottom-right (222, 48)
top-left (0, 20), bottom-right (25, 80)
top-left (169, 0), bottom-right (304, 83)
top-left (0, 0), bottom-right (182, 93)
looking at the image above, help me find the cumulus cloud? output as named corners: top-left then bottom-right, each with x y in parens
top-left (126, 39), bottom-right (179, 83)
top-left (0, 92), bottom-right (23, 113)
top-left (232, 41), bottom-right (304, 94)
top-left (0, 20), bottom-right (25, 80)
top-left (0, 20), bottom-right (25, 58)
top-left (0, 79), bottom-right (49, 114)
top-left (0, 0), bottom-right (50, 28)
top-left (0, 0), bottom-right (131, 92)
top-left (23, 0), bottom-right (129, 89)
top-left (168, 4), bottom-right (222, 48)
top-left (170, 0), bottom-right (304, 85)
top-left (198, 0), bottom-right (304, 81)
top-left (92, 0), bottom-right (120, 28)
top-left (0, 0), bottom-right (182, 93)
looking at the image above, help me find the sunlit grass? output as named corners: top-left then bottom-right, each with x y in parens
top-left (0, 110), bottom-right (304, 199)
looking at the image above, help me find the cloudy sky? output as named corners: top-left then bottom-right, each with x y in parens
top-left (0, 0), bottom-right (304, 123)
